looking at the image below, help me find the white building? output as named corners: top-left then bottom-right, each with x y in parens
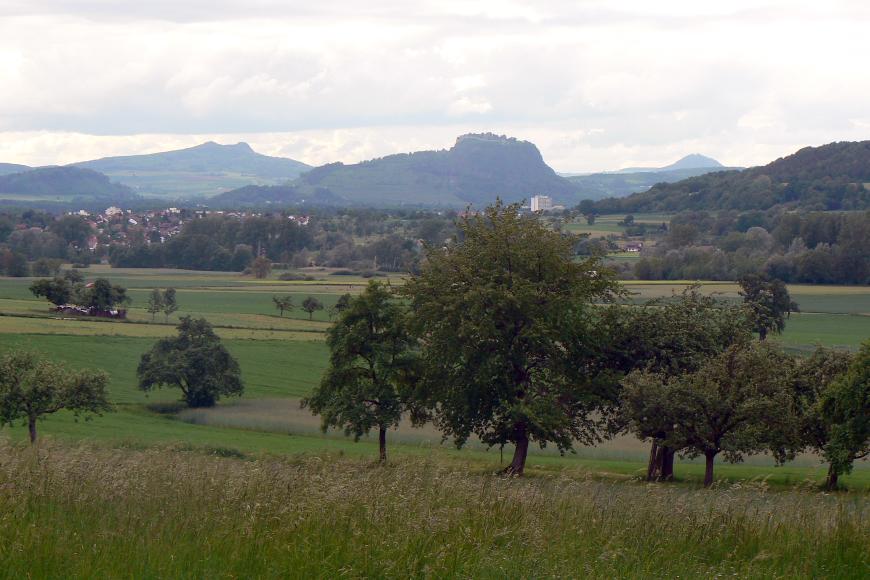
top-left (105, 206), bottom-right (123, 217)
top-left (530, 195), bottom-right (553, 212)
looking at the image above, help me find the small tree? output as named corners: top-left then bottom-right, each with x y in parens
top-left (137, 317), bottom-right (243, 408)
top-left (251, 256), bottom-right (272, 279)
top-left (303, 281), bottom-right (416, 461)
top-left (818, 341), bottom-right (869, 489)
top-left (301, 296), bottom-right (324, 320)
top-left (0, 350), bottom-right (111, 444)
top-left (82, 278), bottom-right (129, 311)
top-left (272, 295), bottom-right (294, 317)
top-left (30, 276), bottom-right (73, 306)
top-left (623, 342), bottom-right (795, 487)
top-left (738, 273), bottom-right (799, 340)
top-left (147, 288), bottom-right (164, 321)
top-left (162, 287), bottom-right (178, 323)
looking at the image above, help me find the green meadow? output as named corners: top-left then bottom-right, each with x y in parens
top-left (0, 267), bottom-right (867, 488)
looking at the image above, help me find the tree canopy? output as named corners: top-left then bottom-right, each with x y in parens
top-left (303, 281), bottom-right (417, 461)
top-left (623, 341), bottom-right (795, 486)
top-left (137, 317), bottom-right (243, 407)
top-left (738, 273), bottom-right (798, 340)
top-left (0, 350), bottom-right (111, 443)
top-left (404, 201), bottom-right (618, 474)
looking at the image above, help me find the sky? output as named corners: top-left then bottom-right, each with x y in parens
top-left (1, 0), bottom-right (869, 172)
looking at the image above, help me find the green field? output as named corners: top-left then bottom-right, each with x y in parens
top-left (0, 268), bottom-right (867, 489)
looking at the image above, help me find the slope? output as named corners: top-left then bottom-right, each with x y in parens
top-left (603, 141), bottom-right (870, 212)
top-left (0, 166), bottom-right (138, 204)
top-left (73, 142), bottom-right (311, 198)
top-left (286, 133), bottom-right (577, 207)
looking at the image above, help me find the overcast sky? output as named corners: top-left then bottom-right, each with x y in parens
top-left (1, 0), bottom-right (868, 171)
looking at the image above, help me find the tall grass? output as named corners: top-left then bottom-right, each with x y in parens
top-left (0, 441), bottom-right (866, 578)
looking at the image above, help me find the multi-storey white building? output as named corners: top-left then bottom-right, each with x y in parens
top-left (530, 195), bottom-right (553, 212)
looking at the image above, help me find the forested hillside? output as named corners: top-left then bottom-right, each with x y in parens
top-left (0, 166), bottom-right (138, 202)
top-left (284, 133), bottom-right (576, 206)
top-left (599, 141), bottom-right (870, 212)
top-left (74, 142), bottom-right (311, 198)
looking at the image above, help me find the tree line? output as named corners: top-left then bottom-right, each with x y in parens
top-left (305, 202), bottom-right (869, 488)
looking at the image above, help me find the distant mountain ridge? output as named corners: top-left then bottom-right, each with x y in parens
top-left (258, 133), bottom-right (578, 207)
top-left (602, 141), bottom-right (870, 212)
top-left (610, 154), bottom-right (724, 174)
top-left (0, 163), bottom-right (31, 176)
top-left (73, 141), bottom-right (311, 198)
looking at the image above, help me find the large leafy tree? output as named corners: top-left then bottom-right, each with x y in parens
top-left (303, 281), bottom-right (416, 462)
top-left (608, 286), bottom-right (750, 480)
top-left (817, 341), bottom-right (870, 489)
top-left (786, 347), bottom-right (854, 489)
top-left (0, 350), bottom-right (111, 443)
top-left (137, 317), bottom-right (243, 407)
top-left (738, 273), bottom-right (799, 340)
top-left (404, 201), bottom-right (618, 475)
top-left (623, 341), bottom-right (795, 487)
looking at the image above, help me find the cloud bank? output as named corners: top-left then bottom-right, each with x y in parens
top-left (1, 0), bottom-right (868, 171)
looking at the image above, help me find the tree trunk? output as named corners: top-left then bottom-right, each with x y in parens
top-left (826, 463), bottom-right (839, 490)
top-left (647, 441), bottom-right (662, 481)
top-left (661, 447), bottom-right (675, 481)
top-left (28, 416), bottom-right (37, 444)
top-left (703, 452), bottom-right (716, 487)
top-left (378, 426), bottom-right (387, 463)
top-left (504, 429), bottom-right (529, 476)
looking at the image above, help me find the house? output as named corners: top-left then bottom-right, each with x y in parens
top-left (625, 242), bottom-right (644, 253)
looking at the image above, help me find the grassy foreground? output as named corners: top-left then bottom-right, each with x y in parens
top-left (0, 441), bottom-right (867, 578)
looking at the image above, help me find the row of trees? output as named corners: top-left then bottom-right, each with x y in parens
top-left (305, 203), bottom-right (868, 487)
top-left (30, 270), bottom-right (129, 312)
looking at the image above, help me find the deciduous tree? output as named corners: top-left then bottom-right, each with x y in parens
top-left (404, 201), bottom-right (618, 475)
top-left (137, 317), bottom-right (243, 408)
top-left (272, 295), bottom-right (294, 317)
top-left (162, 287), bottom-right (178, 322)
top-left (818, 341), bottom-right (869, 489)
top-left (738, 273), bottom-right (799, 340)
top-left (623, 342), bottom-right (795, 487)
top-left (301, 296), bottom-right (324, 320)
top-left (303, 281), bottom-right (416, 461)
top-left (147, 288), bottom-right (164, 321)
top-left (0, 350), bottom-right (111, 443)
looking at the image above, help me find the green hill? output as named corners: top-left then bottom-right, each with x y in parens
top-left (209, 184), bottom-right (345, 208)
top-left (566, 166), bottom-right (734, 201)
top-left (73, 142), bottom-right (311, 198)
top-left (602, 141), bottom-right (870, 212)
top-left (0, 163), bottom-right (30, 176)
top-left (288, 133), bottom-right (577, 206)
top-left (0, 166), bottom-right (138, 203)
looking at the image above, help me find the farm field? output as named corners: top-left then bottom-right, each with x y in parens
top-left (0, 267), bottom-right (867, 489)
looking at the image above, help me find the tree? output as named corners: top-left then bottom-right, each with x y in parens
top-left (251, 256), bottom-right (272, 279)
top-left (738, 273), bottom-right (799, 340)
top-left (0, 350), bottom-right (111, 444)
top-left (162, 287), bottom-right (178, 322)
top-left (137, 316), bottom-right (243, 408)
top-left (301, 296), bottom-right (324, 320)
top-left (403, 201), bottom-right (618, 475)
top-left (610, 286), bottom-right (750, 481)
top-left (334, 293), bottom-right (352, 313)
top-left (83, 278), bottom-right (129, 311)
top-left (273, 295), bottom-right (294, 317)
top-left (817, 341), bottom-right (869, 489)
top-left (786, 346), bottom-right (854, 489)
top-left (147, 288), bottom-right (164, 321)
top-left (303, 281), bottom-right (416, 461)
top-left (30, 276), bottom-right (73, 306)
top-left (623, 342), bottom-right (795, 487)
